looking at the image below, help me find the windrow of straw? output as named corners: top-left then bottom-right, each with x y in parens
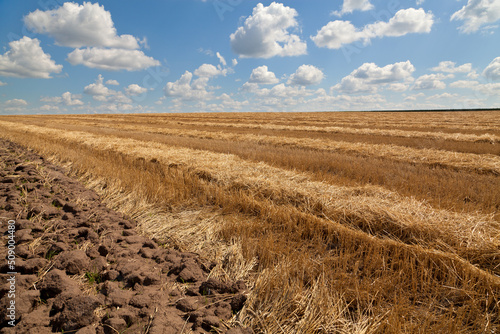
top-left (23, 118), bottom-right (500, 175)
top-left (13, 116), bottom-right (500, 219)
top-left (0, 120), bottom-right (498, 270)
top-left (0, 120), bottom-right (499, 333)
top-left (28, 114), bottom-right (500, 143)
top-left (164, 120), bottom-right (500, 143)
top-left (8, 110), bottom-right (500, 134)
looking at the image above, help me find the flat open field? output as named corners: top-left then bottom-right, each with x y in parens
top-left (1, 110), bottom-right (499, 333)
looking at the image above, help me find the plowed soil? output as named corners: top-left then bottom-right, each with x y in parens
top-left (0, 138), bottom-right (251, 334)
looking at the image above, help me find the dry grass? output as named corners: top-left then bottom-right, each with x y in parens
top-left (7, 118), bottom-right (499, 218)
top-left (4, 119), bottom-right (499, 175)
top-left (1, 110), bottom-right (499, 333)
top-left (158, 120), bottom-right (500, 143)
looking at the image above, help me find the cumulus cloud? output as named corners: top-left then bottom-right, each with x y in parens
top-left (311, 21), bottom-right (365, 49)
top-left (83, 74), bottom-right (132, 104)
top-left (61, 92), bottom-right (84, 106)
top-left (431, 61), bottom-right (473, 73)
top-left (164, 71), bottom-right (211, 101)
top-left (332, 0), bottom-right (374, 16)
top-left (0, 37), bottom-right (62, 78)
top-left (451, 0), bottom-right (500, 33)
top-left (41, 93), bottom-right (84, 106)
top-left (365, 8), bottom-right (434, 37)
top-left (106, 91), bottom-right (132, 104)
top-left (24, 2), bottom-right (159, 72)
top-left (84, 74), bottom-right (110, 98)
top-left (450, 79), bottom-right (500, 96)
top-left (164, 56), bottom-right (236, 103)
top-left (24, 2), bottom-right (139, 49)
top-left (427, 92), bottom-right (459, 100)
top-left (404, 93), bottom-right (425, 101)
top-left (248, 65), bottom-right (279, 84)
top-left (67, 48), bottom-right (160, 71)
top-left (40, 104), bottom-right (60, 112)
top-left (312, 8), bottom-right (434, 49)
top-left (216, 52), bottom-right (227, 67)
top-left (483, 56), bottom-right (500, 81)
top-left (255, 83), bottom-right (316, 98)
top-left (106, 79), bottom-right (119, 85)
top-left (203, 94), bottom-right (249, 112)
top-left (5, 99), bottom-right (28, 106)
top-left (412, 73), bottom-right (451, 90)
top-left (230, 2), bottom-right (307, 58)
top-left (288, 65), bottom-right (324, 86)
top-left (125, 84), bottom-right (147, 96)
top-left (194, 64), bottom-right (226, 78)
top-left (386, 83), bottom-right (409, 92)
top-left (450, 80), bottom-right (480, 89)
top-left (333, 61), bottom-right (415, 94)
top-left (240, 82), bottom-right (261, 93)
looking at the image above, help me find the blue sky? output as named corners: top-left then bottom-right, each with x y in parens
top-left (0, 0), bottom-right (499, 114)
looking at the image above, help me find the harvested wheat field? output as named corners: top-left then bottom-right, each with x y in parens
top-left (1, 110), bottom-right (499, 333)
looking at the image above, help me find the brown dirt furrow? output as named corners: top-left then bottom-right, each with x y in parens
top-left (0, 138), bottom-right (251, 334)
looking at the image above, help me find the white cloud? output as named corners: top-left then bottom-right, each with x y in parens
top-left (24, 2), bottom-right (139, 49)
top-left (248, 65), bottom-right (279, 84)
top-left (332, 0), bottom-right (374, 16)
top-left (333, 61), bottom-right (415, 94)
top-left (0, 81), bottom-right (6, 86)
top-left (106, 79), bottom-right (120, 85)
top-left (125, 84), bottom-right (147, 96)
top-left (312, 8), bottom-right (433, 49)
top-left (96, 101), bottom-right (135, 113)
top-left (427, 92), bottom-right (459, 100)
top-left (230, 2), bottom-right (307, 58)
top-left (450, 79), bottom-right (500, 96)
top-left (468, 70), bottom-right (480, 79)
top-left (232, 59), bottom-right (238, 67)
top-left (164, 71), bottom-right (211, 101)
top-left (451, 0), bottom-right (500, 33)
top-left (84, 74), bottom-right (110, 98)
top-left (155, 96), bottom-right (166, 105)
top-left (194, 64), bottom-right (226, 78)
top-left (105, 91), bottom-right (132, 104)
top-left (404, 93), bottom-right (425, 101)
top-left (0, 37), bottom-right (62, 79)
top-left (252, 83), bottom-right (317, 99)
top-left (25, 3), bottom-right (159, 72)
top-left (203, 94), bottom-right (249, 112)
top-left (40, 91), bottom-right (85, 107)
top-left (386, 83), bottom-right (409, 92)
top-left (40, 96), bottom-right (62, 103)
top-left (413, 74), bottom-right (451, 90)
top-left (364, 8), bottom-right (434, 37)
top-left (240, 82), bottom-right (261, 93)
top-left (61, 92), bottom-right (84, 106)
top-left (477, 82), bottom-right (500, 95)
top-left (450, 80), bottom-right (479, 89)
top-left (311, 93), bottom-right (387, 111)
top-left (5, 99), bottom-right (28, 106)
top-left (431, 61), bottom-right (472, 73)
top-left (483, 56), bottom-right (500, 81)
top-left (67, 48), bottom-right (160, 71)
top-left (288, 65), bottom-right (324, 86)
top-left (216, 52), bottom-right (227, 67)
top-left (84, 74), bottom-right (134, 104)
top-left (40, 104), bottom-right (60, 112)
